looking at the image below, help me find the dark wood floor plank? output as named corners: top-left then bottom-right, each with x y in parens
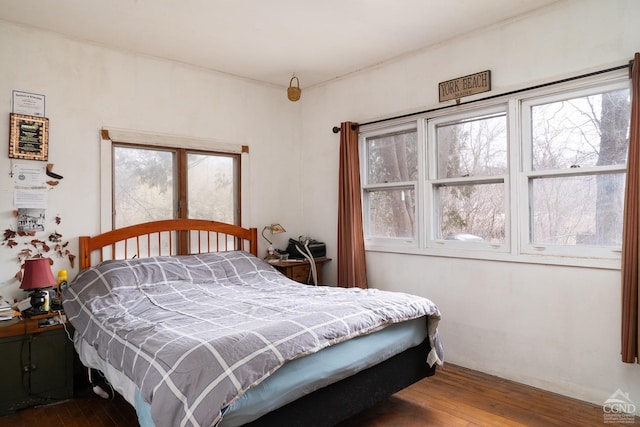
top-left (340, 364), bottom-right (637, 427)
top-left (0, 364), bottom-right (636, 426)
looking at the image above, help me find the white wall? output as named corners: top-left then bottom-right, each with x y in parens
top-left (0, 21), bottom-right (302, 301)
top-left (301, 0), bottom-right (640, 411)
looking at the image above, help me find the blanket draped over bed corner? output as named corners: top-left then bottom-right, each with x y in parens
top-left (62, 251), bottom-right (443, 427)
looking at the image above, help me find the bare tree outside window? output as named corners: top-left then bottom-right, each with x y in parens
top-left (187, 153), bottom-right (236, 224)
top-left (368, 188), bottom-right (415, 238)
top-left (435, 113), bottom-right (507, 242)
top-left (364, 129), bottom-right (417, 238)
top-left (113, 145), bottom-right (239, 229)
top-left (530, 89), bottom-right (630, 247)
top-left (437, 114), bottom-right (508, 179)
top-left (114, 146), bottom-right (174, 228)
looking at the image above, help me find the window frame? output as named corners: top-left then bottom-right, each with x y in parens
top-left (359, 71), bottom-right (630, 269)
top-left (111, 143), bottom-right (241, 228)
top-left (426, 104), bottom-right (511, 253)
top-left (360, 121), bottom-right (420, 247)
top-left (100, 128), bottom-right (248, 233)
top-left (518, 79), bottom-right (630, 260)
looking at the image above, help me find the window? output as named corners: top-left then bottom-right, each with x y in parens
top-left (113, 143), bottom-right (240, 228)
top-left (361, 124), bottom-right (418, 241)
top-left (360, 73), bottom-right (630, 266)
top-left (430, 108), bottom-right (508, 246)
top-left (521, 84), bottom-right (629, 258)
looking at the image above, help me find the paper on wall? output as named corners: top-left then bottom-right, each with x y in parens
top-left (14, 188), bottom-right (47, 209)
top-left (12, 163), bottom-right (46, 186)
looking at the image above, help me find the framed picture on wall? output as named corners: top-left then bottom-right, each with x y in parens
top-left (9, 113), bottom-right (49, 161)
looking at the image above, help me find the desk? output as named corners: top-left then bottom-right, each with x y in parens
top-left (270, 257), bottom-right (331, 285)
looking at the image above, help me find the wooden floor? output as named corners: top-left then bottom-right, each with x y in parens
top-left (0, 364), bottom-right (635, 427)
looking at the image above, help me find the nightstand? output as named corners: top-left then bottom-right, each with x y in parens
top-left (270, 257), bottom-right (331, 285)
top-left (0, 311), bottom-right (74, 415)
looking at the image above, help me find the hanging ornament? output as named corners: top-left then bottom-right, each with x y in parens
top-left (287, 74), bottom-right (301, 102)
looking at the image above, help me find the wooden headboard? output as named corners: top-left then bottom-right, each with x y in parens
top-left (79, 219), bottom-right (258, 269)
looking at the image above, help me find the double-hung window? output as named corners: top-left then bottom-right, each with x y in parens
top-left (360, 72), bottom-right (630, 266)
top-left (429, 106), bottom-right (508, 249)
top-left (520, 81), bottom-right (630, 259)
top-left (361, 123), bottom-right (418, 243)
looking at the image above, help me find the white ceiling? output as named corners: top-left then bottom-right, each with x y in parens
top-left (0, 0), bottom-right (561, 88)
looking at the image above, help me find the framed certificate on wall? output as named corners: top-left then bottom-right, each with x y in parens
top-left (9, 113), bottom-right (49, 161)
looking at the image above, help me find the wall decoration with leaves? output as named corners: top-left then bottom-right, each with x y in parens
top-left (2, 214), bottom-right (75, 282)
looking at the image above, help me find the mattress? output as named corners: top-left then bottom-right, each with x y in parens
top-left (74, 316), bottom-right (427, 427)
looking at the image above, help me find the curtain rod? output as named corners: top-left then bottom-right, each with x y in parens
top-left (332, 60), bottom-right (634, 134)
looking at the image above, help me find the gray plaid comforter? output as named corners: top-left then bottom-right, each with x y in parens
top-left (62, 251), bottom-right (442, 427)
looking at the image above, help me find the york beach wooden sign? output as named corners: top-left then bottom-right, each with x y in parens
top-left (439, 70), bottom-right (491, 102)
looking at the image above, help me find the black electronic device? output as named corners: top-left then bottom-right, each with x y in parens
top-left (287, 238), bottom-right (326, 260)
top-left (285, 237), bottom-right (326, 286)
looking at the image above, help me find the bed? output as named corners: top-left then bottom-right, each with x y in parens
top-left (62, 219), bottom-right (443, 427)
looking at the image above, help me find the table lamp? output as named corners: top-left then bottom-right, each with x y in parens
top-left (20, 258), bottom-right (56, 314)
top-left (262, 223), bottom-right (285, 261)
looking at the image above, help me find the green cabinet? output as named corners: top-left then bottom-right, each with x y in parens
top-left (0, 323), bottom-right (73, 415)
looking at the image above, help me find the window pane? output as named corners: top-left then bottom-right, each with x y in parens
top-left (366, 130), bottom-right (417, 184)
top-left (436, 113), bottom-right (507, 179)
top-left (437, 183), bottom-right (505, 243)
top-left (114, 146), bottom-right (174, 228)
top-left (531, 173), bottom-right (624, 247)
top-left (187, 153), bottom-right (237, 223)
top-left (366, 188), bottom-right (415, 238)
top-left (531, 89), bottom-right (630, 170)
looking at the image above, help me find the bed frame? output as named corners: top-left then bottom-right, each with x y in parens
top-left (77, 219), bottom-right (436, 426)
top-left (79, 219), bottom-right (258, 269)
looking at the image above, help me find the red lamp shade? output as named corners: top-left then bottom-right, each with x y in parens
top-left (20, 258), bottom-right (56, 290)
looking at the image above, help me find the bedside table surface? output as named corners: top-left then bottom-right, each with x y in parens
top-left (0, 311), bottom-right (67, 338)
